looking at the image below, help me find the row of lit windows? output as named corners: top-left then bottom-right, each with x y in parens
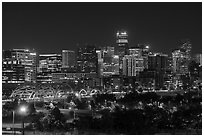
top-left (2, 80), bottom-right (25, 83)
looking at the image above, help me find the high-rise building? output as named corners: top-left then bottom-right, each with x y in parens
top-left (96, 47), bottom-right (119, 77)
top-left (172, 49), bottom-right (190, 75)
top-left (77, 45), bottom-right (98, 73)
top-left (96, 49), bottom-right (104, 77)
top-left (147, 53), bottom-right (168, 89)
top-left (148, 53), bottom-right (168, 71)
top-left (2, 50), bottom-right (25, 84)
top-left (62, 50), bottom-right (75, 68)
top-left (128, 47), bottom-right (142, 57)
top-left (102, 46), bottom-right (119, 76)
top-left (37, 54), bottom-right (62, 83)
top-left (172, 40), bottom-right (192, 74)
top-left (122, 55), bottom-right (144, 77)
top-left (180, 40), bottom-right (192, 60)
top-left (2, 49), bottom-right (37, 83)
top-left (116, 30), bottom-right (128, 75)
top-left (112, 55), bottom-right (120, 75)
top-left (171, 41), bottom-right (192, 89)
top-left (138, 44), bottom-right (150, 69)
top-left (128, 44), bottom-right (150, 69)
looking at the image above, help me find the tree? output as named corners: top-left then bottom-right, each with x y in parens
top-left (40, 106), bottom-right (66, 131)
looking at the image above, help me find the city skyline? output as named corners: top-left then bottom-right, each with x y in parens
top-left (3, 2), bottom-right (202, 54)
top-left (2, 2), bottom-right (202, 135)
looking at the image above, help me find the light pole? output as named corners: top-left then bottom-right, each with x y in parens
top-left (12, 110), bottom-right (15, 135)
top-left (19, 105), bottom-right (27, 135)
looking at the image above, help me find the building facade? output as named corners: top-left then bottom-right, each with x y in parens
top-left (37, 54), bottom-right (62, 83)
top-left (62, 50), bottom-right (75, 68)
top-left (116, 30), bottom-right (128, 75)
top-left (77, 45), bottom-right (98, 73)
top-left (2, 49), bottom-right (37, 83)
top-left (122, 55), bottom-right (144, 77)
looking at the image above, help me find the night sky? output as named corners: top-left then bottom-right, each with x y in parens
top-left (2, 2), bottom-right (202, 55)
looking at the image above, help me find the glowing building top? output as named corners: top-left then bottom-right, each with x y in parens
top-left (116, 30), bottom-right (128, 46)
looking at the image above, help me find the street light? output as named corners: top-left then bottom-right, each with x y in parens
top-left (20, 106), bottom-right (27, 113)
top-left (75, 93), bottom-right (79, 97)
top-left (19, 105), bottom-right (28, 135)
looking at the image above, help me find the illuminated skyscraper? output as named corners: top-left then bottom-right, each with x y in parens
top-left (103, 47), bottom-right (117, 76)
top-left (172, 49), bottom-right (185, 74)
top-left (96, 46), bottom-right (119, 77)
top-left (96, 49), bottom-right (104, 76)
top-left (122, 55), bottom-right (144, 77)
top-left (37, 54), bottom-right (62, 83)
top-left (112, 55), bottom-right (119, 75)
top-left (2, 50), bottom-right (25, 84)
top-left (116, 30), bottom-right (128, 75)
top-left (180, 40), bottom-right (192, 60)
top-left (128, 44), bottom-right (150, 69)
top-left (172, 41), bottom-right (192, 75)
top-left (2, 49), bottom-right (37, 83)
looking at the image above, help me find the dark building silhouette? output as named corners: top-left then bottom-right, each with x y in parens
top-left (140, 53), bottom-right (168, 89)
top-left (76, 45), bottom-right (98, 73)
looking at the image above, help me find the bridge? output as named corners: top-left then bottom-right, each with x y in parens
top-left (6, 83), bottom-right (103, 102)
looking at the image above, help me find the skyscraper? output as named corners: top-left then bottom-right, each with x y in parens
top-left (116, 30), bottom-right (128, 75)
top-left (2, 49), bottom-right (37, 83)
top-left (122, 55), bottom-right (144, 77)
top-left (96, 49), bottom-right (104, 77)
top-left (37, 54), bottom-right (62, 83)
top-left (77, 45), bottom-right (98, 73)
top-left (172, 41), bottom-right (192, 75)
top-left (2, 50), bottom-right (25, 84)
top-left (148, 53), bottom-right (168, 89)
top-left (180, 40), bottom-right (192, 60)
top-left (96, 46), bottom-right (119, 77)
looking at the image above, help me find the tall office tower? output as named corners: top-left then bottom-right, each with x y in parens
top-left (116, 30), bottom-right (128, 75)
top-left (172, 49), bottom-right (181, 74)
top-left (172, 40), bottom-right (192, 75)
top-left (129, 44), bottom-right (150, 69)
top-left (172, 49), bottom-right (189, 75)
top-left (37, 54), bottom-right (62, 83)
top-left (112, 55), bottom-right (120, 75)
top-left (148, 53), bottom-right (168, 89)
top-left (62, 50), bottom-right (75, 68)
top-left (148, 53), bottom-right (168, 71)
top-left (96, 49), bottom-right (104, 76)
top-left (2, 49), bottom-right (37, 83)
top-left (122, 55), bottom-right (144, 77)
top-left (180, 40), bottom-right (192, 60)
top-left (2, 50), bottom-right (25, 84)
top-left (102, 46), bottom-right (117, 76)
top-left (77, 45), bottom-right (98, 73)
top-left (96, 47), bottom-right (119, 77)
